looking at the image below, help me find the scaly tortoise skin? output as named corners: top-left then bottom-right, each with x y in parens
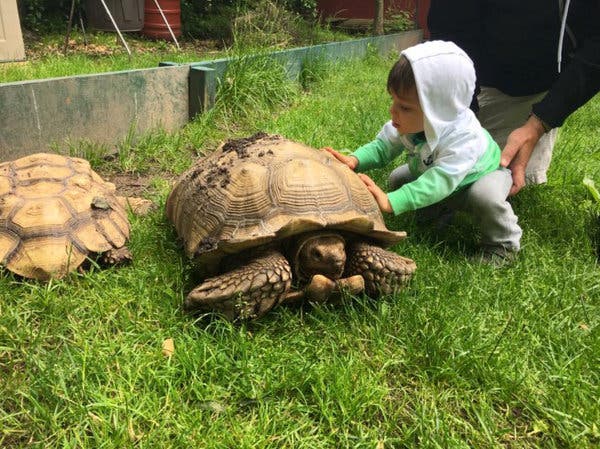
top-left (166, 133), bottom-right (416, 320)
top-left (0, 153), bottom-right (132, 280)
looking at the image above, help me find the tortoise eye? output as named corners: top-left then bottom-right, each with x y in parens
top-left (311, 248), bottom-right (323, 261)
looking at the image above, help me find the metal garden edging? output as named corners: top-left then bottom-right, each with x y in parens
top-left (0, 30), bottom-right (422, 160)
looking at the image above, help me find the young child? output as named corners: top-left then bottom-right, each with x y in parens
top-left (325, 40), bottom-right (522, 264)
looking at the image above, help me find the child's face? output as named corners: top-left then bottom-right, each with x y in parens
top-left (389, 89), bottom-right (424, 134)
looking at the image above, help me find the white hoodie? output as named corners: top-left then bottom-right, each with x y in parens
top-left (353, 40), bottom-right (500, 215)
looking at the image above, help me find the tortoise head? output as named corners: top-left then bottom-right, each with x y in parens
top-left (291, 232), bottom-right (346, 282)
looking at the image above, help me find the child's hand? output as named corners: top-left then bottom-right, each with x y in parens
top-left (358, 174), bottom-right (393, 214)
top-left (322, 147), bottom-right (359, 170)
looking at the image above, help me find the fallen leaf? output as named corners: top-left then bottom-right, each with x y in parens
top-left (162, 338), bottom-right (175, 357)
top-left (128, 419), bottom-right (143, 442)
top-left (87, 411), bottom-right (103, 424)
top-left (198, 400), bottom-right (227, 413)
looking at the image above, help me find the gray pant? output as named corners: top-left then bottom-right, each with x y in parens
top-left (389, 165), bottom-right (522, 252)
top-left (477, 86), bottom-right (558, 185)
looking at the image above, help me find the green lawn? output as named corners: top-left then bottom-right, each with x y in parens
top-left (1, 53), bottom-right (599, 448)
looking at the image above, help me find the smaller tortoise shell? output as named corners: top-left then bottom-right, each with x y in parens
top-left (0, 153), bottom-right (130, 280)
top-left (166, 133), bottom-right (406, 272)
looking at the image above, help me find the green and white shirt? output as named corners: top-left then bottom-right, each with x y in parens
top-left (352, 41), bottom-right (501, 216)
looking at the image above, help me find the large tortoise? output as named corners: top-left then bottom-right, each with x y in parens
top-left (166, 133), bottom-right (416, 320)
top-left (0, 153), bottom-right (134, 280)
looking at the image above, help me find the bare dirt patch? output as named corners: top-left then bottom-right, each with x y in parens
top-left (101, 169), bottom-right (177, 199)
top-left (103, 171), bottom-right (155, 198)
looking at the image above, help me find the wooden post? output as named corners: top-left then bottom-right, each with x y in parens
top-left (373, 0), bottom-right (385, 35)
top-left (0, 0), bottom-right (26, 62)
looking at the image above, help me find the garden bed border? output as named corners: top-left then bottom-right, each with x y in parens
top-left (0, 30), bottom-right (422, 160)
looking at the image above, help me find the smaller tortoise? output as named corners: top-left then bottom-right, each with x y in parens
top-left (0, 153), bottom-right (134, 280)
top-left (167, 133), bottom-right (417, 320)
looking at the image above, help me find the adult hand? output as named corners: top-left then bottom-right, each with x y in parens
top-left (500, 115), bottom-right (546, 196)
top-left (322, 147), bottom-right (359, 170)
top-left (358, 173), bottom-right (393, 213)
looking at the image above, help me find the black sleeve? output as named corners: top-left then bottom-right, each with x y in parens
top-left (532, 35), bottom-right (600, 128)
top-left (427, 0), bottom-right (484, 112)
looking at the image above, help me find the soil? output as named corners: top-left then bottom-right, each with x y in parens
top-left (99, 167), bottom-right (178, 201)
top-left (103, 171), bottom-right (157, 198)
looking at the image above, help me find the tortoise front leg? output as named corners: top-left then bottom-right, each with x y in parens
top-left (184, 249), bottom-right (292, 321)
top-left (345, 242), bottom-right (416, 297)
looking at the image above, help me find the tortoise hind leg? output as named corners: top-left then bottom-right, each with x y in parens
top-left (185, 249), bottom-right (292, 321)
top-left (345, 242), bottom-right (416, 297)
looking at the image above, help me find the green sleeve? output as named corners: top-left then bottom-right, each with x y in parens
top-left (387, 130), bottom-right (501, 215)
top-left (352, 138), bottom-right (403, 172)
top-left (387, 166), bottom-right (458, 215)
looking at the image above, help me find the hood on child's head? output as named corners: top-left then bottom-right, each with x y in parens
top-left (401, 40), bottom-right (476, 151)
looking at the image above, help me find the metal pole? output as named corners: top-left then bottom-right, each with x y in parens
top-left (63, 0), bottom-right (76, 55)
top-left (98, 0), bottom-right (132, 57)
top-left (152, 0), bottom-right (181, 50)
top-left (79, 13), bottom-right (88, 46)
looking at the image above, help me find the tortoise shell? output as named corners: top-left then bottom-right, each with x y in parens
top-left (0, 153), bottom-right (130, 280)
top-left (166, 133), bottom-right (406, 273)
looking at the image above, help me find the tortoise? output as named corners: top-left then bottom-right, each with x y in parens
top-left (0, 152), bottom-right (135, 280)
top-left (166, 133), bottom-right (416, 320)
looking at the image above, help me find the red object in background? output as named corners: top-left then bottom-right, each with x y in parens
top-left (316, 0), bottom-right (430, 37)
top-left (141, 0), bottom-right (181, 40)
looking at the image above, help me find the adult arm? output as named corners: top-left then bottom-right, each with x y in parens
top-left (502, 35), bottom-right (600, 195)
top-left (532, 35), bottom-right (600, 129)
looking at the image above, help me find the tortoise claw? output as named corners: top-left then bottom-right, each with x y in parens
top-left (282, 273), bottom-right (365, 305)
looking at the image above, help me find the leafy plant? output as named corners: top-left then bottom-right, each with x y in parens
top-left (280, 0), bottom-right (317, 18)
top-left (18, 0), bottom-right (76, 32)
top-left (180, 0), bottom-right (318, 40)
top-left (230, 0), bottom-right (328, 49)
top-left (384, 9), bottom-right (416, 33)
top-left (180, 0), bottom-right (238, 40)
top-left (583, 177), bottom-right (600, 258)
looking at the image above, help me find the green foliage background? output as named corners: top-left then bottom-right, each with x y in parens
top-left (17, 0), bottom-right (318, 34)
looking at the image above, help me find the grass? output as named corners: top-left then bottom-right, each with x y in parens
top-left (0, 6), bottom-right (348, 85)
top-left (1, 51), bottom-right (599, 448)
top-left (0, 30), bottom-right (225, 83)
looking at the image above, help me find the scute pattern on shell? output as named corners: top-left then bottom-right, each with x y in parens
top-left (166, 133), bottom-right (406, 273)
top-left (0, 153), bottom-right (130, 280)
